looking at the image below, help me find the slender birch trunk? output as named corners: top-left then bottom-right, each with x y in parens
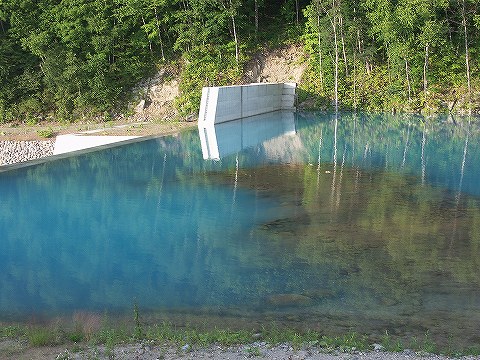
top-left (141, 16), bottom-right (153, 54)
top-left (223, 0), bottom-right (239, 65)
top-left (154, 7), bottom-right (165, 61)
top-left (296, 0), bottom-right (300, 25)
top-left (231, 14), bottom-right (239, 64)
top-left (423, 42), bottom-right (429, 101)
top-left (317, 14), bottom-right (324, 92)
top-left (460, 0), bottom-right (472, 112)
top-left (405, 58), bottom-right (411, 100)
top-left (333, 12), bottom-right (339, 112)
top-left (339, 15), bottom-right (348, 77)
top-left (353, 44), bottom-right (357, 108)
top-left (254, 0), bottom-right (259, 33)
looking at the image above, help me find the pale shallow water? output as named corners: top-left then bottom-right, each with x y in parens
top-left (1, 112), bottom-right (479, 346)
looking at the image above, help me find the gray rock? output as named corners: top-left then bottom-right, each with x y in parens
top-left (135, 99), bottom-right (147, 113)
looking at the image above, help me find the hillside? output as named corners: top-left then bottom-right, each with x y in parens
top-left (0, 44), bottom-right (307, 141)
top-left (1, 0), bottom-right (479, 124)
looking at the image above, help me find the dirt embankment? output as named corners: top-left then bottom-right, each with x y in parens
top-left (0, 44), bottom-right (307, 143)
top-left (243, 43), bottom-right (306, 84)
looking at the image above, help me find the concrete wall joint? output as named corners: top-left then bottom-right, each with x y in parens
top-left (198, 83), bottom-right (296, 125)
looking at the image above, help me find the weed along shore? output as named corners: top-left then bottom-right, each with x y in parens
top-left (1, 314), bottom-right (480, 360)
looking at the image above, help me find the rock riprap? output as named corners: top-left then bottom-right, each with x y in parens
top-left (0, 140), bottom-right (55, 166)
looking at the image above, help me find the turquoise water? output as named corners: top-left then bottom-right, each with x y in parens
top-left (1, 112), bottom-right (480, 345)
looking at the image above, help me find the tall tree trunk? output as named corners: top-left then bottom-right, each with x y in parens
top-left (295, 0), bottom-right (299, 25)
top-left (355, 27), bottom-right (367, 74)
top-left (141, 16), bottom-right (153, 54)
top-left (353, 44), bottom-right (357, 108)
top-left (317, 14), bottom-right (324, 92)
top-left (254, 0), bottom-right (259, 33)
top-left (445, 9), bottom-right (453, 43)
top-left (405, 58), bottom-right (411, 100)
top-left (112, 18), bottom-right (117, 64)
top-left (332, 10), bottom-right (339, 112)
top-left (154, 7), bottom-right (165, 61)
top-left (423, 42), bottom-right (429, 101)
top-left (221, 0), bottom-right (239, 65)
top-left (356, 27), bottom-right (371, 75)
top-left (386, 47), bottom-right (391, 83)
top-left (339, 15), bottom-right (348, 77)
top-left (231, 10), bottom-right (239, 65)
top-left (181, 0), bottom-right (191, 50)
top-left (352, 6), bottom-right (360, 106)
top-left (460, 0), bottom-right (472, 112)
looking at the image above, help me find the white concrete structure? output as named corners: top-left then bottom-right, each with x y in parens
top-left (198, 83), bottom-right (296, 125)
top-left (53, 134), bottom-right (140, 155)
top-left (199, 111), bottom-right (296, 160)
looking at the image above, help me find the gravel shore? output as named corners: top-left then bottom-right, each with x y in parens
top-left (0, 140), bottom-right (55, 166)
top-left (0, 120), bottom-right (195, 166)
top-left (44, 342), bottom-right (478, 360)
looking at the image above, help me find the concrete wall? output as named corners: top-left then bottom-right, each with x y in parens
top-left (198, 83), bottom-right (296, 125)
top-left (53, 134), bottom-right (140, 155)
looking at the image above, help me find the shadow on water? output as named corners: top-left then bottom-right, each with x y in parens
top-left (1, 111), bottom-right (480, 347)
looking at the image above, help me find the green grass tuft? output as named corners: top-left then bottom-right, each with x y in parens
top-left (37, 128), bottom-right (54, 138)
top-left (27, 327), bottom-right (57, 346)
top-left (0, 325), bottom-right (25, 339)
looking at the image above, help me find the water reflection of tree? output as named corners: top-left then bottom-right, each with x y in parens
top-left (1, 113), bottom-right (480, 329)
top-left (219, 112), bottom-right (480, 328)
top-left (294, 112), bottom-right (480, 290)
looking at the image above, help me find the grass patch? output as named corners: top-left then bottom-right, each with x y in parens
top-left (146, 322), bottom-right (252, 347)
top-left (36, 128), bottom-right (54, 138)
top-left (0, 325), bottom-right (25, 339)
top-left (2, 312), bottom-right (479, 358)
top-left (26, 327), bottom-right (58, 346)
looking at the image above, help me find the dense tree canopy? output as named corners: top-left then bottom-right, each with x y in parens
top-left (301, 0), bottom-right (479, 112)
top-left (0, 0), bottom-right (478, 122)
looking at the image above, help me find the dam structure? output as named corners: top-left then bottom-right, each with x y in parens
top-left (198, 83), bottom-right (296, 125)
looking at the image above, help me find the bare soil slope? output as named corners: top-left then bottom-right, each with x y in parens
top-left (0, 44), bottom-right (306, 141)
top-left (243, 43), bottom-right (306, 84)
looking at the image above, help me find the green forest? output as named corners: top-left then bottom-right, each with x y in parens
top-left (0, 0), bottom-right (479, 123)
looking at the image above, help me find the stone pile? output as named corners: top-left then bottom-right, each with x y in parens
top-left (0, 140), bottom-right (55, 166)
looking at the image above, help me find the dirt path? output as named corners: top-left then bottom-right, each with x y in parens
top-left (0, 120), bottom-right (196, 141)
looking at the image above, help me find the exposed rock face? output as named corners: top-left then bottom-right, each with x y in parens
top-left (129, 68), bottom-right (179, 121)
top-left (243, 43), bottom-right (306, 84)
top-left (0, 140), bottom-right (55, 166)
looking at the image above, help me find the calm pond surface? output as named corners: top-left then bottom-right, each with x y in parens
top-left (1, 111), bottom-right (480, 345)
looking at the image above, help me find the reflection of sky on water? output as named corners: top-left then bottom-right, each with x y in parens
top-left (0, 112), bottom-right (479, 345)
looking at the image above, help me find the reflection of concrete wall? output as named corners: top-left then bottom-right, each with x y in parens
top-left (198, 83), bottom-right (296, 125)
top-left (199, 111), bottom-right (296, 160)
